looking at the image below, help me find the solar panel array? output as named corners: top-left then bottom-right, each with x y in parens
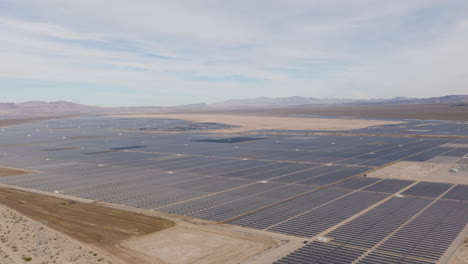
top-left (363, 179), bottom-right (415, 193)
top-left (274, 200), bottom-right (468, 264)
top-left (267, 191), bottom-right (389, 237)
top-left (0, 116), bottom-right (467, 264)
top-left (377, 200), bottom-right (468, 261)
top-left (443, 184), bottom-right (468, 201)
top-left (274, 241), bottom-right (366, 264)
top-left (402, 182), bottom-right (453, 198)
top-left (328, 197), bottom-right (432, 248)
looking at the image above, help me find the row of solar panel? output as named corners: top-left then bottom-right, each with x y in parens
top-left (274, 199), bottom-right (468, 263)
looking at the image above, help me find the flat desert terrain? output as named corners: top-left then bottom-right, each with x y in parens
top-left (0, 186), bottom-right (279, 264)
top-left (368, 160), bottom-right (468, 184)
top-left (109, 114), bottom-right (402, 133)
top-left (177, 103), bottom-right (468, 121)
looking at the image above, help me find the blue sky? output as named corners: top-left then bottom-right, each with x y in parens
top-left (1, 0), bottom-right (468, 106)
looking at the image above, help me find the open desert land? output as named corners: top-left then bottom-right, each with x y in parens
top-left (0, 168), bottom-right (30, 177)
top-left (0, 184), bottom-right (278, 264)
top-left (108, 114), bottom-right (404, 133)
top-left (173, 103), bottom-right (468, 121)
top-left (0, 113), bottom-right (468, 264)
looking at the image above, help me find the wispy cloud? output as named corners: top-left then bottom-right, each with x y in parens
top-left (0, 0), bottom-right (467, 106)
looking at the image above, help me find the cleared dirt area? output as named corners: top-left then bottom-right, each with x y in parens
top-left (449, 236), bottom-right (468, 264)
top-left (109, 114), bottom-right (402, 133)
top-left (0, 187), bottom-right (281, 264)
top-left (0, 188), bottom-right (174, 244)
top-left (122, 224), bottom-right (278, 264)
top-left (0, 204), bottom-right (114, 264)
top-left (0, 188), bottom-right (175, 263)
top-left (367, 160), bottom-right (468, 184)
top-left (0, 167), bottom-right (29, 177)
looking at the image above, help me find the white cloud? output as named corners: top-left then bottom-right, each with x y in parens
top-left (342, 20), bottom-right (468, 98)
top-left (0, 0), bottom-right (467, 105)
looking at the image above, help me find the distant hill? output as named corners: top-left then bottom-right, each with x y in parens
top-left (2, 95), bottom-right (468, 115)
top-left (0, 101), bottom-right (100, 115)
top-left (359, 95), bottom-right (468, 105)
top-left (208, 95), bottom-right (468, 109)
top-left (209, 96), bottom-right (358, 108)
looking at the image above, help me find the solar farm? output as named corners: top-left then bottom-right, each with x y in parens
top-left (1, 115), bottom-right (468, 264)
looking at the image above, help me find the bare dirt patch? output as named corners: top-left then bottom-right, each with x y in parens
top-left (0, 187), bottom-right (280, 264)
top-left (367, 160), bottom-right (468, 184)
top-left (0, 204), bottom-right (113, 264)
top-left (109, 114), bottom-right (402, 133)
top-left (0, 188), bottom-right (174, 244)
top-left (448, 236), bottom-right (468, 264)
top-left (121, 224), bottom-right (278, 264)
top-left (0, 188), bottom-right (175, 263)
top-left (0, 167), bottom-right (29, 177)
top-left (441, 143), bottom-right (468, 148)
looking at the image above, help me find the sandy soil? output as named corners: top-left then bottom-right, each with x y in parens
top-left (121, 224), bottom-right (278, 264)
top-left (0, 187), bottom-right (282, 264)
top-left (367, 160), bottom-right (468, 184)
top-left (448, 236), bottom-right (468, 264)
top-left (109, 114), bottom-right (402, 133)
top-left (0, 167), bottom-right (29, 177)
top-left (449, 234), bottom-right (468, 264)
top-left (442, 143), bottom-right (468, 148)
top-left (0, 188), bottom-right (175, 263)
top-left (0, 204), bottom-right (113, 264)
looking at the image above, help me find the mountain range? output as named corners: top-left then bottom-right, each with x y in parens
top-left (1, 95), bottom-right (468, 115)
top-left (0, 101), bottom-right (99, 115)
top-left (208, 95), bottom-right (468, 109)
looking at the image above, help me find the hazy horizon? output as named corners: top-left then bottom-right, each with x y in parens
top-left (2, 0), bottom-right (468, 106)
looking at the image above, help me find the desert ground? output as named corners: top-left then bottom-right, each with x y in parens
top-left (174, 103), bottom-right (468, 121)
top-left (109, 114), bottom-right (402, 133)
top-left (0, 184), bottom-right (279, 264)
top-left (449, 236), bottom-right (468, 264)
top-left (367, 160), bottom-right (468, 184)
top-left (0, 168), bottom-right (29, 177)
top-left (0, 203), bottom-right (114, 264)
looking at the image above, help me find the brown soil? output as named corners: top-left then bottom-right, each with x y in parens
top-left (0, 167), bottom-right (29, 177)
top-left (367, 161), bottom-right (468, 184)
top-left (449, 236), bottom-right (468, 264)
top-left (109, 114), bottom-right (402, 133)
top-left (0, 188), bottom-right (174, 246)
top-left (121, 224), bottom-right (278, 264)
top-left (0, 187), bottom-right (279, 264)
